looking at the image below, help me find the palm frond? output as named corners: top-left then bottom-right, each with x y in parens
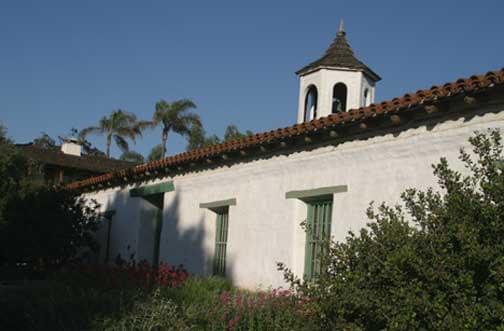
top-left (113, 135), bottom-right (130, 153)
top-left (116, 127), bottom-right (140, 142)
top-left (78, 126), bottom-right (104, 139)
top-left (98, 116), bottom-right (113, 131)
top-left (135, 120), bottom-right (155, 132)
top-left (111, 109), bottom-right (138, 129)
top-left (172, 99), bottom-right (197, 112)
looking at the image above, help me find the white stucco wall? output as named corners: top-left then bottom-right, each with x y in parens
top-left (85, 104), bottom-right (504, 289)
top-left (297, 69), bottom-right (376, 123)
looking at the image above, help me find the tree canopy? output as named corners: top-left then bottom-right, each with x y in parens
top-left (0, 124), bottom-right (100, 271)
top-left (120, 150), bottom-right (145, 163)
top-left (186, 124), bottom-right (253, 151)
top-left (79, 110), bottom-right (149, 157)
top-left (147, 144), bottom-right (164, 162)
top-left (150, 99), bottom-right (200, 158)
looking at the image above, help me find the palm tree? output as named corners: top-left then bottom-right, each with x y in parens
top-left (151, 99), bottom-right (200, 158)
top-left (79, 110), bottom-right (149, 158)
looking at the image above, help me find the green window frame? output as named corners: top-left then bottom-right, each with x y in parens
top-left (213, 209), bottom-right (229, 277)
top-left (304, 199), bottom-right (333, 280)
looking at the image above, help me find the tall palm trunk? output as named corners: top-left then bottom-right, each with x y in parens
top-left (161, 128), bottom-right (169, 158)
top-left (106, 134), bottom-right (112, 157)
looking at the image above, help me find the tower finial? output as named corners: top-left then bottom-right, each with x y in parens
top-left (338, 19), bottom-right (345, 35)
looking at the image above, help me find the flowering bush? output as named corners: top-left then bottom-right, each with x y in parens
top-left (206, 288), bottom-right (317, 331)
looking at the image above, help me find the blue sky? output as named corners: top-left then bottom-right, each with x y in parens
top-left (1, 0), bottom-right (503, 158)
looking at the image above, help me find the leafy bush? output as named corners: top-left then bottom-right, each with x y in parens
top-left (97, 289), bottom-right (192, 331)
top-left (0, 130), bottom-right (101, 273)
top-left (0, 262), bottom-right (190, 331)
top-left (0, 188), bottom-right (100, 271)
top-left (280, 130), bottom-right (504, 330)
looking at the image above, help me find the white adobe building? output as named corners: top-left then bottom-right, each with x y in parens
top-left (70, 23), bottom-right (504, 289)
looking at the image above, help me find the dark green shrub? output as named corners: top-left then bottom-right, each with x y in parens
top-left (0, 131), bottom-right (101, 272)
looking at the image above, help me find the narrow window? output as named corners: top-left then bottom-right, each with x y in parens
top-left (213, 208), bottom-right (229, 276)
top-left (304, 85), bottom-right (318, 122)
top-left (364, 88), bottom-right (370, 107)
top-left (332, 83), bottom-right (348, 113)
top-left (304, 199), bottom-right (333, 280)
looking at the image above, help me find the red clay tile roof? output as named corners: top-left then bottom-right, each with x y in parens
top-left (17, 144), bottom-right (134, 173)
top-left (67, 68), bottom-right (504, 191)
top-left (296, 29), bottom-right (381, 81)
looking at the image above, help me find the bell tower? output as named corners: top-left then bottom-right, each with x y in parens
top-left (296, 21), bottom-right (381, 123)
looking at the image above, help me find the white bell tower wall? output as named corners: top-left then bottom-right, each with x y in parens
top-left (297, 68), bottom-right (376, 124)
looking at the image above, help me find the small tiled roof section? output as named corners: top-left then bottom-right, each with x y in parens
top-left (67, 68), bottom-right (504, 191)
top-left (296, 25), bottom-right (381, 81)
top-left (17, 144), bottom-right (134, 173)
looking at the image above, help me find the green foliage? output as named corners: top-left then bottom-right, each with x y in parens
top-left (148, 144), bottom-right (164, 161)
top-left (223, 124), bottom-right (253, 142)
top-left (186, 123), bottom-right (220, 151)
top-left (0, 188), bottom-right (100, 268)
top-left (98, 289), bottom-right (191, 331)
top-left (186, 124), bottom-right (253, 151)
top-left (151, 99), bottom-right (200, 157)
top-left (0, 128), bottom-right (101, 271)
top-left (120, 150), bottom-right (145, 163)
top-left (0, 122), bottom-right (7, 144)
top-left (0, 137), bottom-right (32, 226)
top-left (279, 130), bottom-right (504, 330)
top-left (0, 273), bottom-right (314, 331)
top-left (33, 132), bottom-right (56, 148)
top-left (79, 109), bottom-right (150, 157)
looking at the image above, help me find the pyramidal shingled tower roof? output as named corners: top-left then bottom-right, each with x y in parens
top-left (296, 21), bottom-right (381, 81)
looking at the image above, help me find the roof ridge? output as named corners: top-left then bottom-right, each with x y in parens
top-left (68, 68), bottom-right (504, 190)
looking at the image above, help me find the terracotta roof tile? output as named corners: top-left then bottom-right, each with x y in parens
top-left (68, 68), bottom-right (504, 191)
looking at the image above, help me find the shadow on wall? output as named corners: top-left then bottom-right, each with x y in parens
top-left (160, 192), bottom-right (235, 282)
top-left (97, 188), bottom-right (235, 282)
top-left (96, 190), bottom-right (143, 264)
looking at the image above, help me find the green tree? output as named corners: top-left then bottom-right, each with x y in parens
top-left (186, 124), bottom-right (252, 151)
top-left (186, 123), bottom-right (220, 151)
top-left (33, 132), bottom-right (56, 148)
top-left (279, 130), bottom-right (504, 330)
top-left (151, 99), bottom-right (200, 158)
top-left (120, 150), bottom-right (145, 163)
top-left (223, 124), bottom-right (253, 142)
top-left (79, 110), bottom-right (149, 157)
top-left (148, 144), bottom-right (164, 161)
top-left (0, 126), bottom-right (100, 270)
top-left (0, 123), bottom-right (8, 144)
